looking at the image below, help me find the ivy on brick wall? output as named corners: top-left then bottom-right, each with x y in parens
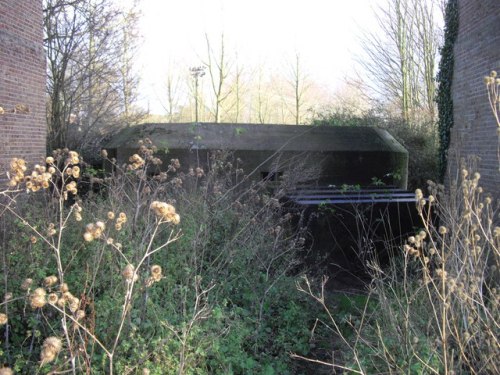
top-left (436, 0), bottom-right (459, 181)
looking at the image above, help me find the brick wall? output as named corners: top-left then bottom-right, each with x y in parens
top-left (449, 0), bottom-right (500, 197)
top-left (0, 0), bottom-right (46, 175)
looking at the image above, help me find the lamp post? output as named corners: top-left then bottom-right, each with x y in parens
top-left (189, 66), bottom-right (206, 122)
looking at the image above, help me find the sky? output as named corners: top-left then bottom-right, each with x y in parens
top-left (130, 0), bottom-right (383, 114)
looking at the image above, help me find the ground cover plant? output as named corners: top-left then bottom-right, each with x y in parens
top-left (0, 141), bottom-right (321, 374)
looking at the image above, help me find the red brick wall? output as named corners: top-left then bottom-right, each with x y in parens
top-left (0, 0), bottom-right (46, 175)
top-left (449, 0), bottom-right (500, 196)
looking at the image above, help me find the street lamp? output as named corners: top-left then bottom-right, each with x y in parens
top-left (189, 66), bottom-right (206, 122)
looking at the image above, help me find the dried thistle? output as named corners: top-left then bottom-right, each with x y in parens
top-left (122, 264), bottom-right (137, 282)
top-left (150, 201), bottom-right (180, 224)
top-left (43, 275), bottom-right (58, 288)
top-left (40, 336), bottom-right (63, 364)
top-left (30, 288), bottom-right (47, 309)
top-left (21, 278), bottom-right (33, 290)
top-left (47, 293), bottom-right (58, 305)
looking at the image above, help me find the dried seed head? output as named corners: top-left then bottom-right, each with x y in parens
top-left (128, 154), bottom-right (145, 169)
top-left (122, 264), bottom-right (136, 282)
top-left (439, 226), bottom-right (447, 235)
top-left (436, 269), bottom-right (448, 279)
top-left (21, 278), bottom-right (33, 290)
top-left (83, 232), bottom-right (94, 242)
top-left (0, 313), bottom-right (8, 325)
top-left (95, 221), bottom-right (105, 230)
top-left (30, 288), bottom-right (47, 308)
top-left (57, 297), bottom-right (66, 308)
top-left (48, 293), bottom-right (58, 305)
top-left (68, 297), bottom-right (80, 312)
top-left (43, 275), bottom-right (58, 288)
top-left (494, 227), bottom-right (500, 238)
top-left (151, 265), bottom-right (162, 275)
top-left (150, 265), bottom-right (163, 282)
top-left (40, 336), bottom-right (63, 364)
top-left (59, 283), bottom-right (69, 293)
top-left (150, 201), bottom-right (180, 224)
top-left (0, 368), bottom-right (13, 375)
top-left (72, 166), bottom-right (80, 178)
top-left (68, 151), bottom-right (79, 165)
top-left (107, 211), bottom-right (115, 220)
top-left (415, 189), bottom-right (423, 200)
top-left (76, 309), bottom-right (85, 320)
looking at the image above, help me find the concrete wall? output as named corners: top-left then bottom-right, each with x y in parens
top-left (448, 0), bottom-right (500, 196)
top-left (108, 123), bottom-right (409, 189)
top-left (0, 0), bottom-right (46, 173)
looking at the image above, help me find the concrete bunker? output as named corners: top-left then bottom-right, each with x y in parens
top-left (105, 122), bottom-right (408, 189)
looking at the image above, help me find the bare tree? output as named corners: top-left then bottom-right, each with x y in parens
top-left (357, 0), bottom-right (441, 125)
top-left (223, 56), bottom-right (246, 123)
top-left (253, 64), bottom-right (271, 124)
top-left (204, 33), bottom-right (232, 123)
top-left (288, 53), bottom-right (310, 125)
top-left (163, 65), bottom-right (184, 123)
top-left (414, 0), bottom-right (440, 120)
top-left (116, 1), bottom-right (145, 127)
top-left (44, 0), bottom-right (142, 155)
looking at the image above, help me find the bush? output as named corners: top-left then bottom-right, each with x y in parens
top-left (312, 108), bottom-right (439, 190)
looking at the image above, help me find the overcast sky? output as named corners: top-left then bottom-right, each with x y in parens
top-left (131, 0), bottom-right (383, 113)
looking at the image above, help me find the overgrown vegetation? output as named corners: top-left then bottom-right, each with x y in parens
top-left (297, 165), bottom-right (499, 374)
top-left (0, 143), bottom-right (322, 374)
top-left (312, 108), bottom-right (439, 190)
top-left (296, 73), bottom-right (500, 374)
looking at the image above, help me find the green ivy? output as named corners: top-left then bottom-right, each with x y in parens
top-left (436, 0), bottom-right (459, 181)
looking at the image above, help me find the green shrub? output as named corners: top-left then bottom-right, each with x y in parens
top-left (312, 109), bottom-right (439, 190)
